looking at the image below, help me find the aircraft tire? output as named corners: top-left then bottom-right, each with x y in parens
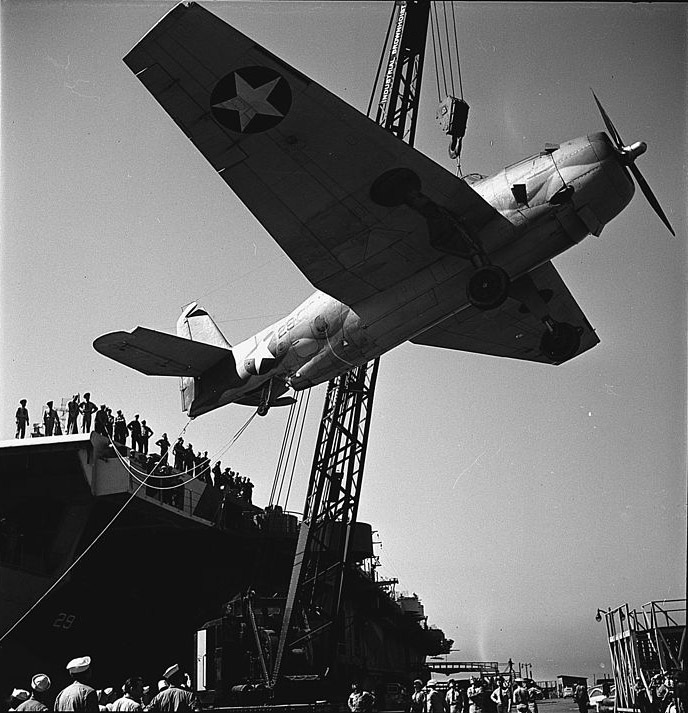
top-left (370, 167), bottom-right (421, 207)
top-left (539, 322), bottom-right (581, 363)
top-left (466, 266), bottom-right (510, 310)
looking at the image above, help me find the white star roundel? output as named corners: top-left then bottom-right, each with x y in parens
top-left (210, 66), bottom-right (292, 134)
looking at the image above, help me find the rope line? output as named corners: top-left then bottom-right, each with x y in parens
top-left (0, 409), bottom-right (262, 645)
top-left (0, 419), bottom-right (191, 646)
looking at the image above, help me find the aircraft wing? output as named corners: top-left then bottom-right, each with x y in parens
top-left (93, 327), bottom-right (232, 376)
top-left (123, 2), bottom-right (504, 305)
top-left (410, 262), bottom-right (600, 364)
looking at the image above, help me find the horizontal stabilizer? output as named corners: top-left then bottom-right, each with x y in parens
top-left (93, 327), bottom-right (233, 376)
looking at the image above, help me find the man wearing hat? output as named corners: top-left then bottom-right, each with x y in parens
top-left (15, 399), bottom-right (29, 438)
top-left (446, 680), bottom-right (466, 713)
top-left (80, 393), bottom-right (97, 433)
top-left (15, 674), bottom-right (51, 711)
top-left (43, 401), bottom-right (59, 437)
top-left (144, 663), bottom-right (200, 711)
top-left (9, 689), bottom-right (30, 709)
top-left (410, 680), bottom-right (426, 713)
top-left (53, 656), bottom-right (98, 711)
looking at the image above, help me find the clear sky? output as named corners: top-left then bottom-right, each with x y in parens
top-left (2, 1), bottom-right (686, 683)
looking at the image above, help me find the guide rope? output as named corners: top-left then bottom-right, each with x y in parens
top-left (0, 410), bottom-right (259, 645)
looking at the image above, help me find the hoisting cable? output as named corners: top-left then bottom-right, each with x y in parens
top-left (451, 1), bottom-right (464, 100)
top-left (270, 397), bottom-right (299, 506)
top-left (428, 6), bottom-right (442, 102)
top-left (442, 1), bottom-right (456, 98)
top-left (430, 4), bottom-right (448, 99)
top-left (283, 389), bottom-right (311, 509)
top-left (0, 417), bottom-right (192, 645)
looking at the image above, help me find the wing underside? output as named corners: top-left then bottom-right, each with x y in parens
top-left (411, 261), bottom-right (599, 364)
top-left (123, 2), bottom-right (505, 307)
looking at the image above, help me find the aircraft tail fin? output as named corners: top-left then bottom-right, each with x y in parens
top-left (176, 302), bottom-right (231, 413)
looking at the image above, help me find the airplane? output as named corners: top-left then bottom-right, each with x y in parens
top-left (94, 2), bottom-right (674, 418)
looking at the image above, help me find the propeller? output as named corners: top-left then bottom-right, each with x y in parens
top-left (591, 89), bottom-right (675, 236)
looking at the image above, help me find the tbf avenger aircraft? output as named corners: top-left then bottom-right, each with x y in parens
top-left (95, 2), bottom-right (674, 417)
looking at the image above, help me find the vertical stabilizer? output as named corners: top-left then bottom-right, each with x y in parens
top-left (176, 302), bottom-right (231, 348)
top-left (177, 303), bottom-right (231, 413)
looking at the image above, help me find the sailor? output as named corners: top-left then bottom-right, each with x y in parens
top-left (447, 680), bottom-right (466, 713)
top-left (512, 680), bottom-right (529, 713)
top-left (156, 433), bottom-right (171, 465)
top-left (43, 401), bottom-right (58, 437)
top-left (410, 680), bottom-right (426, 713)
top-left (94, 404), bottom-right (109, 436)
top-left (185, 443), bottom-right (195, 475)
top-left (490, 678), bottom-right (511, 713)
top-left (15, 399), bottom-right (29, 438)
top-left (127, 414), bottom-right (142, 452)
top-left (467, 677), bottom-right (486, 713)
top-left (144, 663), bottom-right (201, 712)
top-left (211, 461), bottom-right (222, 488)
top-left (80, 393), bottom-right (97, 433)
top-left (114, 410), bottom-right (128, 445)
top-left (573, 684), bottom-right (589, 713)
top-left (106, 408), bottom-right (114, 436)
top-left (15, 673), bottom-right (51, 711)
top-left (53, 655), bottom-right (99, 711)
top-left (140, 420), bottom-right (153, 454)
top-left (9, 689), bottom-right (30, 709)
top-left (425, 681), bottom-right (444, 713)
top-left (348, 683), bottom-right (375, 713)
top-left (173, 438), bottom-right (185, 470)
top-left (66, 395), bottom-right (80, 434)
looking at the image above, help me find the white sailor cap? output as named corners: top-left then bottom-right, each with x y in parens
top-left (163, 663), bottom-right (180, 680)
top-left (11, 689), bottom-right (30, 701)
top-left (32, 673), bottom-right (51, 692)
top-left (158, 679), bottom-right (170, 691)
top-left (66, 655), bottom-right (91, 674)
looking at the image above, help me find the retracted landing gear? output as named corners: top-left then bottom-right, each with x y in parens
top-left (466, 265), bottom-right (510, 311)
top-left (540, 321), bottom-right (581, 363)
top-left (370, 167), bottom-right (510, 311)
top-left (509, 274), bottom-right (582, 363)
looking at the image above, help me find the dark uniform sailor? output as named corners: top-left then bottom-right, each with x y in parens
top-left (66, 394), bottom-right (80, 434)
top-left (43, 401), bottom-right (59, 437)
top-left (80, 393), bottom-right (97, 433)
top-left (15, 399), bottom-right (29, 438)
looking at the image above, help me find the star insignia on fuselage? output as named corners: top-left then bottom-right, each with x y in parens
top-left (210, 66), bottom-right (292, 134)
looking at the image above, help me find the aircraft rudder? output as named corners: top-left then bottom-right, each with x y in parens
top-left (177, 302), bottom-right (231, 349)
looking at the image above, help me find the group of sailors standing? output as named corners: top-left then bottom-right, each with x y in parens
top-left (411, 677), bottom-right (540, 713)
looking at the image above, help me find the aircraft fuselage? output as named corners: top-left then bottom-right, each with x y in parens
top-left (187, 131), bottom-right (634, 417)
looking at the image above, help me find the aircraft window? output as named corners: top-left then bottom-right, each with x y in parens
top-left (462, 173), bottom-right (486, 186)
top-left (504, 154), bottom-right (539, 171)
top-left (511, 183), bottom-right (528, 205)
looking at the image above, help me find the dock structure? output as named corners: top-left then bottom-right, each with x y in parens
top-left (602, 600), bottom-right (686, 712)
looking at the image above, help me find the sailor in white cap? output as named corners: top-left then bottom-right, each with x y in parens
top-left (9, 689), bottom-right (30, 709)
top-left (144, 664), bottom-right (201, 712)
top-left (14, 673), bottom-right (51, 711)
top-left (53, 655), bottom-right (99, 711)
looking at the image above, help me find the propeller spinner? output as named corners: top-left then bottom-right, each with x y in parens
top-left (591, 89), bottom-right (675, 236)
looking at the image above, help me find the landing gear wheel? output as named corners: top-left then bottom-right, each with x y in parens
top-left (370, 168), bottom-right (421, 207)
top-left (540, 322), bottom-right (581, 363)
top-left (466, 266), bottom-right (510, 310)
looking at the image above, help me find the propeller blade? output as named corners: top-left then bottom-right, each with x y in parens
top-left (591, 89), bottom-right (624, 148)
top-left (628, 163), bottom-right (676, 236)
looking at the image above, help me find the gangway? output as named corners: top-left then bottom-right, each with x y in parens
top-left (427, 661), bottom-right (499, 675)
